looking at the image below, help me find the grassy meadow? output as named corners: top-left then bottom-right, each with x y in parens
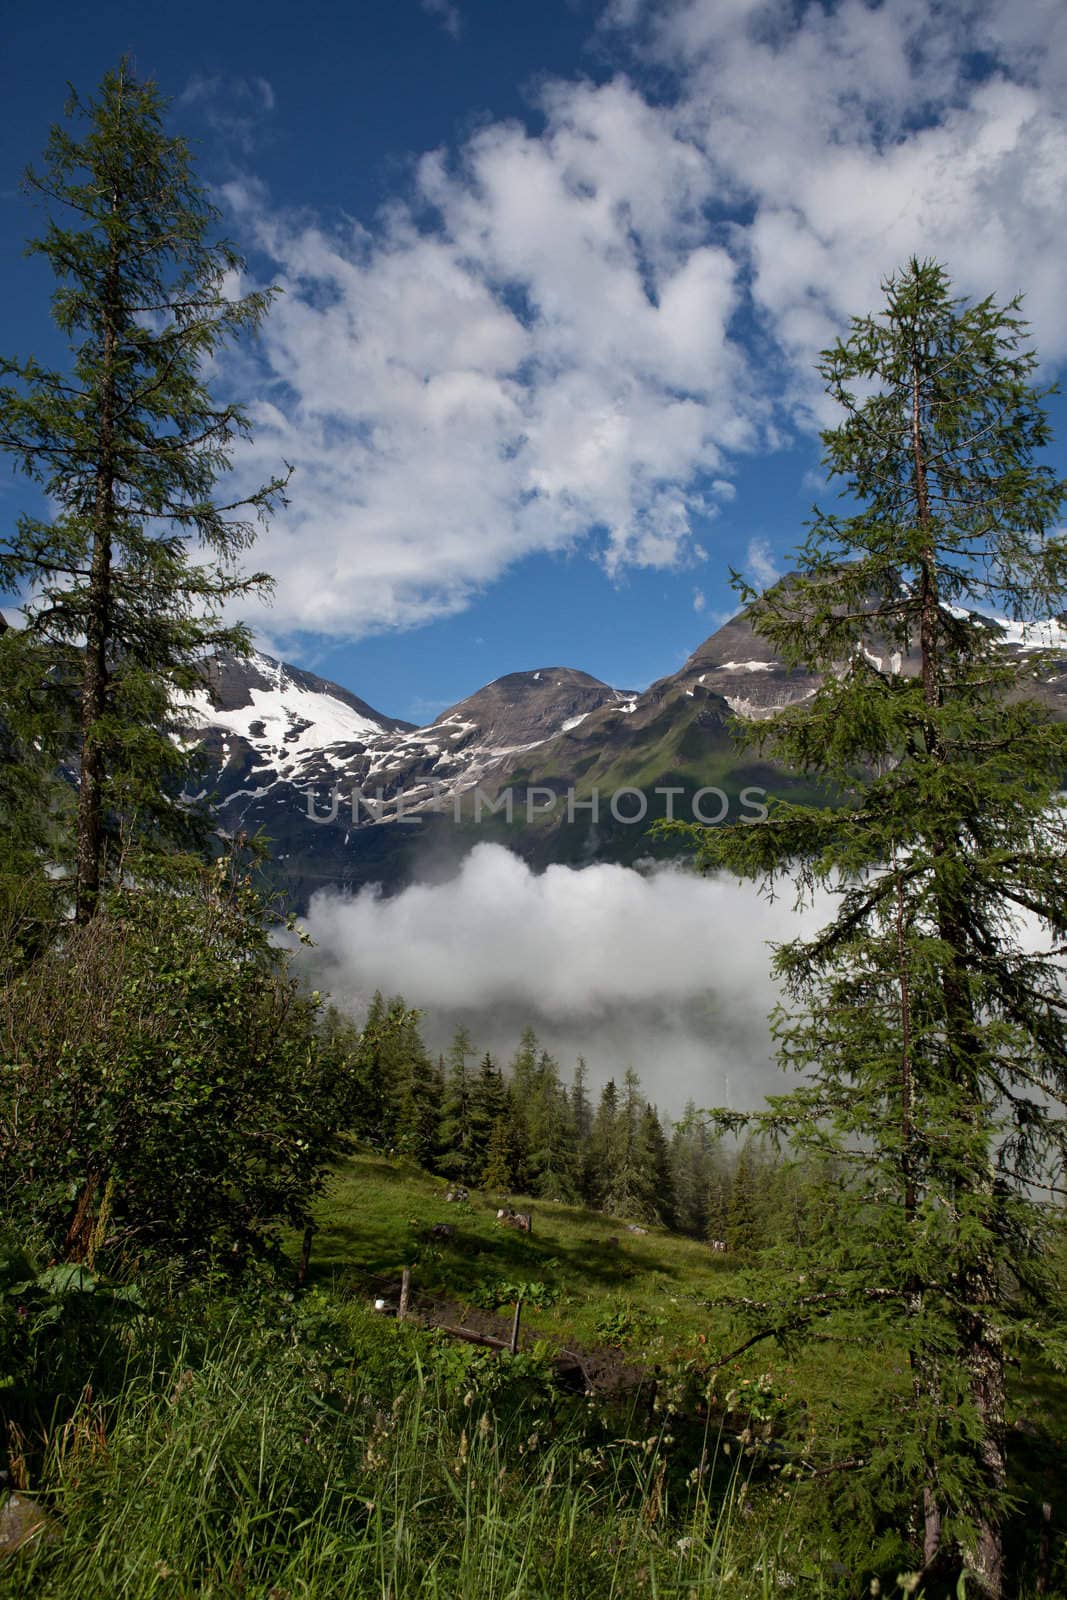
top-left (2, 1153), bottom-right (1065, 1599)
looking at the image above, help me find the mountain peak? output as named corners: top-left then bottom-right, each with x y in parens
top-left (431, 666), bottom-right (623, 750)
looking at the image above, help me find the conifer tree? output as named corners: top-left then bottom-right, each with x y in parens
top-left (640, 1102), bottom-right (675, 1228)
top-left (596, 1068), bottom-right (657, 1220)
top-left (571, 1057), bottom-right (593, 1143)
top-left (570, 1057), bottom-right (595, 1201)
top-left (670, 1100), bottom-right (716, 1236)
top-left (588, 1077), bottom-right (621, 1210)
top-left (704, 1167), bottom-right (731, 1246)
top-left (505, 1026), bottom-right (540, 1190)
top-left (0, 61), bottom-right (287, 920)
top-left (350, 991), bottom-right (412, 1148)
top-left (437, 1024), bottom-right (477, 1183)
top-left (677, 260), bottom-right (1067, 1593)
top-left (524, 1048), bottom-right (577, 1201)
top-left (725, 1141), bottom-right (763, 1255)
top-left (481, 1113), bottom-right (518, 1194)
top-left (468, 1051), bottom-right (507, 1179)
top-left (388, 1011), bottom-right (440, 1168)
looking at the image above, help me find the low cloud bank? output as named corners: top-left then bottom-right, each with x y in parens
top-left (299, 844), bottom-right (831, 1113)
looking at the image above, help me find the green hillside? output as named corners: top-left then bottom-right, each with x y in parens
top-left (301, 1155), bottom-right (1067, 1513)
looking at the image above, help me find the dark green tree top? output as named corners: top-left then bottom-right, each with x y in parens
top-left (0, 60), bottom-right (288, 913)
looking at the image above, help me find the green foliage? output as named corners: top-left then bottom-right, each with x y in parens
top-left (469, 1277), bottom-right (560, 1312)
top-left (343, 1015), bottom-right (681, 1229)
top-left (594, 1301), bottom-right (666, 1347)
top-left (0, 858), bottom-right (354, 1269)
top-left (481, 1111), bottom-right (520, 1192)
top-left (0, 60), bottom-right (287, 918)
top-left (725, 1142), bottom-right (764, 1255)
top-left (587, 1069), bottom-right (676, 1224)
top-left (668, 259), bottom-right (1067, 1591)
top-left (436, 1024), bottom-right (478, 1183)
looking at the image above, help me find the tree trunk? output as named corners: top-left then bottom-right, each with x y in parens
top-left (75, 192), bottom-right (120, 925)
top-left (910, 339), bottom-right (1005, 1593)
top-left (923, 1488), bottom-right (941, 1569)
top-left (963, 1284), bottom-right (1008, 1597)
top-left (75, 518), bottom-right (112, 923)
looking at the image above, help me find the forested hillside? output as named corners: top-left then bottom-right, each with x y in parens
top-left (332, 1001), bottom-right (813, 1251)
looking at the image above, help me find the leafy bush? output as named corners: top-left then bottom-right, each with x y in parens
top-left (469, 1277), bottom-right (560, 1311)
top-left (595, 1302), bottom-right (665, 1346)
top-left (0, 861), bottom-right (355, 1271)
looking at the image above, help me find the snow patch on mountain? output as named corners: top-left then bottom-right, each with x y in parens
top-left (991, 616), bottom-right (1067, 652)
top-left (185, 679), bottom-right (383, 755)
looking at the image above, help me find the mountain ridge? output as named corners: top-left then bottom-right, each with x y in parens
top-left (180, 595), bottom-right (1067, 907)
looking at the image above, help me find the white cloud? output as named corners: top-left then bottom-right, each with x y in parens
top-left (299, 843), bottom-right (829, 1110)
top-left (222, 77), bottom-right (757, 641)
top-left (614, 0), bottom-right (1067, 414)
top-left (219, 0), bottom-right (1067, 644)
top-left (180, 74), bottom-right (276, 153)
top-left (746, 537), bottom-right (780, 591)
top-left (692, 587), bottom-right (706, 613)
top-left (421, 0), bottom-right (462, 39)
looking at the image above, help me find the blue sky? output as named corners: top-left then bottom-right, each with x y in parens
top-left (3, 0), bottom-right (1066, 723)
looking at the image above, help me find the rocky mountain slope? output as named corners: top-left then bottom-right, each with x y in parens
top-left (181, 596), bottom-right (1067, 907)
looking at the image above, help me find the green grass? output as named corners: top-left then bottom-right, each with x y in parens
top-left (299, 1154), bottom-right (1067, 1588)
top-left (4, 1160), bottom-right (1064, 1598)
top-left (301, 1154), bottom-right (742, 1353)
top-left (1, 1301), bottom-right (813, 1600)
top-left (299, 1156), bottom-right (905, 1435)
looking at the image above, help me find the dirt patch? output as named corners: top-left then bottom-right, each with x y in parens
top-left (356, 1273), bottom-right (653, 1400)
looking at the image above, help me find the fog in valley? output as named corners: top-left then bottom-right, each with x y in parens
top-left (296, 842), bottom-right (833, 1115)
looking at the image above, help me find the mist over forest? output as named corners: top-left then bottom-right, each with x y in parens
top-left (296, 842), bottom-right (832, 1112)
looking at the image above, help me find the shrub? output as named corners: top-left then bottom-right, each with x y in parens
top-left (0, 858), bottom-right (354, 1272)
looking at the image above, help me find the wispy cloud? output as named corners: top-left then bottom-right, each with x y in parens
top-left (746, 537), bottom-right (781, 591)
top-left (421, 0), bottom-right (462, 39)
top-left (179, 73), bottom-right (276, 154)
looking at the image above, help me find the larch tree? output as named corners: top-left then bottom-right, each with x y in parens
top-left (0, 60), bottom-right (288, 921)
top-left (676, 260), bottom-right (1067, 1595)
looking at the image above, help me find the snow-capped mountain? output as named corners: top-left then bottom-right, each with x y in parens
top-left (180, 652), bottom-right (637, 899)
top-left (180, 595), bottom-right (1067, 906)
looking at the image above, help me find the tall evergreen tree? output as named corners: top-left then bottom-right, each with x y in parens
top-left (468, 1051), bottom-right (507, 1179)
top-left (0, 61), bottom-right (287, 920)
top-left (524, 1048), bottom-right (577, 1201)
top-left (677, 260), bottom-right (1067, 1593)
top-left (385, 1008), bottom-right (440, 1168)
top-left (725, 1141), bottom-right (763, 1255)
top-left (505, 1026), bottom-right (541, 1190)
top-left (587, 1077), bottom-right (621, 1210)
top-left (595, 1067), bottom-right (659, 1221)
top-left (483, 1113), bottom-right (518, 1203)
top-left (570, 1057), bottom-right (595, 1201)
top-left (704, 1167), bottom-right (731, 1246)
top-left (670, 1100), bottom-right (716, 1237)
top-left (437, 1025), bottom-right (477, 1183)
top-left (639, 1102), bottom-right (675, 1229)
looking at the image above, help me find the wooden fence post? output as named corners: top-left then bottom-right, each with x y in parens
top-left (296, 1221), bottom-right (315, 1288)
top-left (398, 1266), bottom-right (411, 1322)
top-left (509, 1296), bottom-right (522, 1355)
